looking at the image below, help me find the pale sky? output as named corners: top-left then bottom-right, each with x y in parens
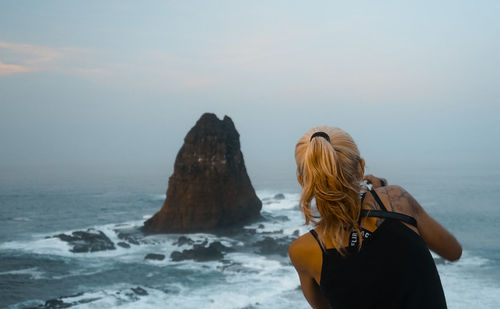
top-left (1, 1), bottom-right (499, 188)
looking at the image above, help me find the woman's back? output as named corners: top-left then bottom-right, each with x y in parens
top-left (311, 188), bottom-right (447, 308)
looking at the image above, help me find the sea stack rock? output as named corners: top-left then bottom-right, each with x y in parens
top-left (144, 113), bottom-right (262, 233)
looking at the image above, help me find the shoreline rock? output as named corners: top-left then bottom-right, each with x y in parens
top-left (170, 241), bottom-right (233, 262)
top-left (53, 228), bottom-right (115, 253)
top-left (144, 253), bottom-right (165, 261)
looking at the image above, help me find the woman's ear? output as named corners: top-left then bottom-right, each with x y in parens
top-left (360, 158), bottom-right (365, 175)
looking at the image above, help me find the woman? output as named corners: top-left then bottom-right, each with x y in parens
top-left (288, 126), bottom-right (462, 309)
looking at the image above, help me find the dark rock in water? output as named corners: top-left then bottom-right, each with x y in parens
top-left (244, 228), bottom-right (257, 236)
top-left (274, 193), bottom-right (285, 200)
top-left (174, 236), bottom-right (194, 246)
top-left (44, 298), bottom-right (72, 308)
top-left (77, 297), bottom-right (101, 305)
top-left (170, 241), bottom-right (231, 262)
top-left (62, 292), bottom-right (84, 299)
top-left (272, 215), bottom-right (289, 222)
top-left (117, 242), bottom-right (131, 248)
top-left (241, 304), bottom-right (260, 309)
top-left (144, 253), bottom-right (165, 261)
top-left (217, 261), bottom-right (260, 274)
top-left (54, 234), bottom-right (74, 242)
top-left (261, 212), bottom-right (289, 223)
top-left (261, 229), bottom-right (283, 235)
top-left (28, 293), bottom-right (100, 308)
top-left (144, 113), bottom-right (262, 233)
top-left (131, 287), bottom-right (148, 296)
top-left (170, 251), bottom-right (183, 261)
top-left (254, 236), bottom-right (291, 257)
top-left (208, 241), bottom-right (232, 253)
top-left (114, 227), bottom-right (142, 245)
top-left (53, 228), bottom-right (115, 253)
top-left (292, 229), bottom-right (300, 237)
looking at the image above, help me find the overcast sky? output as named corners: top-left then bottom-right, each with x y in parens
top-left (1, 1), bottom-right (499, 188)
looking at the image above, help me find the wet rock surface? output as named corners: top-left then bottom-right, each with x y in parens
top-left (25, 286), bottom-right (152, 309)
top-left (131, 287), bottom-right (148, 296)
top-left (114, 227), bottom-right (142, 245)
top-left (217, 260), bottom-right (260, 274)
top-left (24, 292), bottom-right (100, 309)
top-left (53, 229), bottom-right (115, 253)
top-left (144, 253), bottom-right (165, 261)
top-left (253, 236), bottom-right (294, 257)
top-left (170, 241), bottom-right (233, 262)
top-left (117, 242), bottom-right (131, 248)
top-left (274, 193), bottom-right (285, 200)
top-left (43, 299), bottom-right (72, 308)
top-left (173, 236), bottom-right (194, 246)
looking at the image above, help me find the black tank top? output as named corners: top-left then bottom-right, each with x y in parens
top-left (310, 189), bottom-right (447, 309)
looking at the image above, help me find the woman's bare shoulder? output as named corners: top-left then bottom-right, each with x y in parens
top-left (289, 232), bottom-right (319, 269)
top-left (289, 232), bottom-right (316, 255)
top-left (375, 185), bottom-right (423, 218)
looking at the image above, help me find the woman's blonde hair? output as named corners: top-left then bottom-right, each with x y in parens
top-left (295, 126), bottom-right (364, 255)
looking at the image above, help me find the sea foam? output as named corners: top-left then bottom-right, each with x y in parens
top-left (2, 190), bottom-right (500, 309)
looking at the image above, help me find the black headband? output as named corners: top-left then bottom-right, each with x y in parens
top-left (310, 131), bottom-right (330, 143)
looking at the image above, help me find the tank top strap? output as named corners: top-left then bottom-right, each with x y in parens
top-left (358, 191), bottom-right (367, 224)
top-left (309, 229), bottom-right (327, 253)
top-left (360, 209), bottom-right (418, 227)
top-left (364, 189), bottom-right (418, 227)
top-left (369, 189), bottom-right (388, 211)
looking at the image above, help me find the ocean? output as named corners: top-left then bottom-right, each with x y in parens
top-left (1, 166), bottom-right (499, 308)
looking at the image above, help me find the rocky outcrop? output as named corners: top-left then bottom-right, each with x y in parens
top-left (53, 228), bottom-right (115, 253)
top-left (274, 193), bottom-right (285, 200)
top-left (173, 236), bottom-right (194, 246)
top-left (117, 242), bottom-right (131, 248)
top-left (144, 113), bottom-right (262, 233)
top-left (144, 253), bottom-right (165, 261)
top-left (131, 287), bottom-right (148, 296)
top-left (253, 236), bottom-right (293, 257)
top-left (170, 241), bottom-right (233, 262)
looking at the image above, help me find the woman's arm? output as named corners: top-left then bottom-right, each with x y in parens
top-left (398, 186), bottom-right (463, 261)
top-left (295, 269), bottom-right (332, 309)
top-left (289, 241), bottom-right (331, 309)
top-left (364, 177), bottom-right (462, 262)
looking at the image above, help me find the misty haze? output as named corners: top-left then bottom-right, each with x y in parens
top-left (1, 1), bottom-right (499, 308)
